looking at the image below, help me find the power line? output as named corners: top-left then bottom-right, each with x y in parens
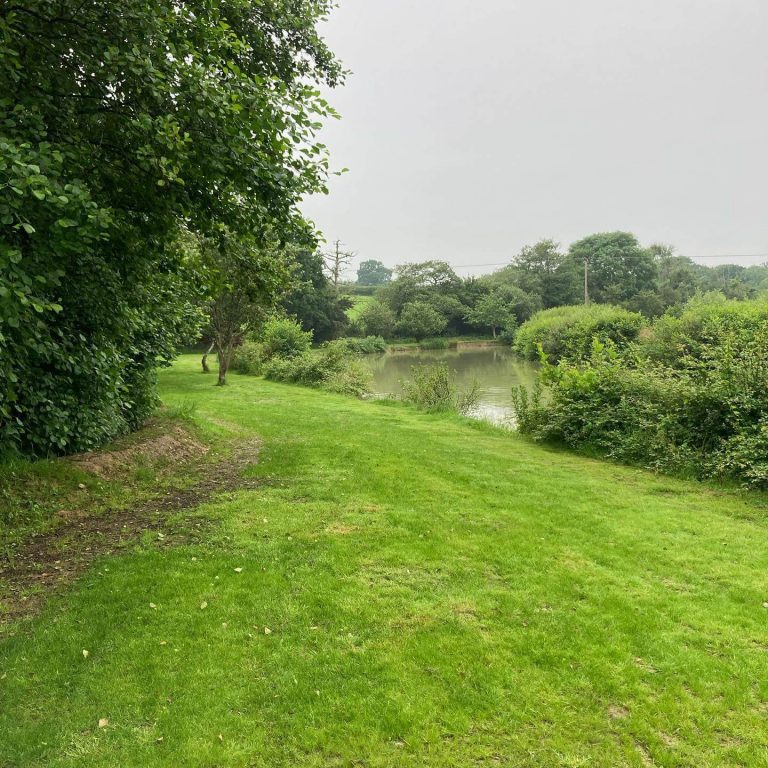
top-left (450, 254), bottom-right (768, 269)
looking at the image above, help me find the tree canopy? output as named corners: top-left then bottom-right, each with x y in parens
top-left (569, 232), bottom-right (657, 303)
top-left (1, 0), bottom-right (342, 455)
top-left (356, 260), bottom-right (392, 286)
top-left (282, 248), bottom-right (351, 343)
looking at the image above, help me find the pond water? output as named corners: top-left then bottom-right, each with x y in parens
top-left (366, 345), bottom-right (539, 425)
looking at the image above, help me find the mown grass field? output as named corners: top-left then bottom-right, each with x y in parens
top-left (2, 355), bottom-right (768, 766)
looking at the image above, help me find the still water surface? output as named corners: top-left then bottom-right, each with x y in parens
top-left (367, 346), bottom-right (539, 425)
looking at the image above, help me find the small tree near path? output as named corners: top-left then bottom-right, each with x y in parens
top-left (202, 234), bottom-right (293, 386)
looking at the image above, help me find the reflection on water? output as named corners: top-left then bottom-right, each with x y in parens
top-left (366, 346), bottom-right (539, 426)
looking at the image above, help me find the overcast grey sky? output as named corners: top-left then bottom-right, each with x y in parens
top-left (301, 0), bottom-right (768, 277)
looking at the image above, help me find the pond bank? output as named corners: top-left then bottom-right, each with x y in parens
top-left (367, 345), bottom-right (538, 425)
top-left (385, 336), bottom-right (505, 352)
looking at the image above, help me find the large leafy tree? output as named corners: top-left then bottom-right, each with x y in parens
top-left (378, 260), bottom-right (461, 316)
top-left (397, 301), bottom-right (447, 340)
top-left (512, 239), bottom-right (582, 308)
top-left (356, 260), bottom-right (392, 286)
top-left (282, 248), bottom-right (351, 342)
top-left (481, 241), bottom-right (581, 309)
top-left (395, 261), bottom-right (461, 290)
top-left (569, 232), bottom-right (657, 304)
top-left (355, 300), bottom-right (396, 338)
top-left (0, 0), bottom-right (342, 455)
top-left (465, 292), bottom-right (513, 339)
top-left (465, 285), bottom-right (541, 338)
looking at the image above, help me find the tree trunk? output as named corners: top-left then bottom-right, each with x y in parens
top-left (201, 341), bottom-right (215, 373)
top-left (217, 349), bottom-right (227, 385)
top-left (492, 326), bottom-right (497, 339)
top-left (217, 344), bottom-right (233, 386)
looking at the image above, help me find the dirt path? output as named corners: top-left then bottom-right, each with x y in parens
top-left (0, 437), bottom-right (262, 629)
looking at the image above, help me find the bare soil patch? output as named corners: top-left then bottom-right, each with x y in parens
top-left (69, 422), bottom-right (209, 478)
top-left (0, 435), bottom-right (261, 629)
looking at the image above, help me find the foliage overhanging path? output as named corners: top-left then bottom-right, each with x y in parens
top-left (0, 0), bottom-right (342, 456)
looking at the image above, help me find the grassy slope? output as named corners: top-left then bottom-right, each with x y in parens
top-left (2, 355), bottom-right (768, 767)
top-left (345, 294), bottom-right (375, 321)
top-left (0, 412), bottom-right (211, 553)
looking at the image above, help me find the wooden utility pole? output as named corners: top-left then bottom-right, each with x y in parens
top-left (583, 258), bottom-right (590, 305)
top-left (324, 240), bottom-right (355, 289)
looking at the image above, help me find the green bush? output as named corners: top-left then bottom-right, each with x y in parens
top-left (231, 340), bottom-right (264, 375)
top-left (514, 304), bottom-right (644, 363)
top-left (0, 231), bottom-right (202, 457)
top-left (397, 301), bottom-right (448, 340)
top-left (401, 364), bottom-right (479, 415)
top-left (263, 340), bottom-right (372, 398)
top-left (323, 358), bottom-right (374, 397)
top-left (355, 300), bottom-right (396, 338)
top-left (418, 338), bottom-right (450, 350)
top-left (232, 318), bottom-right (313, 377)
top-left (260, 317), bottom-right (313, 360)
top-left (514, 312), bottom-right (768, 488)
top-left (640, 292), bottom-right (768, 367)
top-left (343, 336), bottom-right (388, 354)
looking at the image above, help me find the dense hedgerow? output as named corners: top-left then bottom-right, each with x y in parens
top-left (514, 296), bottom-right (768, 488)
top-left (232, 320), bottom-right (372, 398)
top-left (513, 304), bottom-right (644, 363)
top-left (638, 292), bottom-right (768, 366)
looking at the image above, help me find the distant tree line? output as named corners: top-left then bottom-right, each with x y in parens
top-left (346, 233), bottom-right (768, 341)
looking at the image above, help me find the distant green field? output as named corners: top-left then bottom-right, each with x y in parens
top-left (345, 294), bottom-right (375, 320)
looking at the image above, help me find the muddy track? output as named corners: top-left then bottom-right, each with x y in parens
top-left (0, 438), bottom-right (262, 628)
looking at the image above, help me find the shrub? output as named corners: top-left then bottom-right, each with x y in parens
top-left (324, 357), bottom-right (374, 397)
top-left (260, 317), bottom-right (312, 360)
top-left (640, 292), bottom-right (768, 367)
top-left (514, 304), bottom-right (644, 363)
top-left (418, 338), bottom-right (450, 350)
top-left (343, 336), bottom-right (388, 354)
top-left (356, 300), bottom-right (396, 338)
top-left (397, 301), bottom-right (448, 340)
top-left (513, 344), bottom-right (696, 470)
top-left (263, 340), bottom-right (372, 398)
top-left (231, 340), bottom-right (264, 375)
top-left (400, 364), bottom-right (479, 415)
top-left (514, 317), bottom-right (768, 488)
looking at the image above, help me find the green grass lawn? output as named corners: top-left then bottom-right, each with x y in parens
top-left (2, 355), bottom-right (768, 766)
